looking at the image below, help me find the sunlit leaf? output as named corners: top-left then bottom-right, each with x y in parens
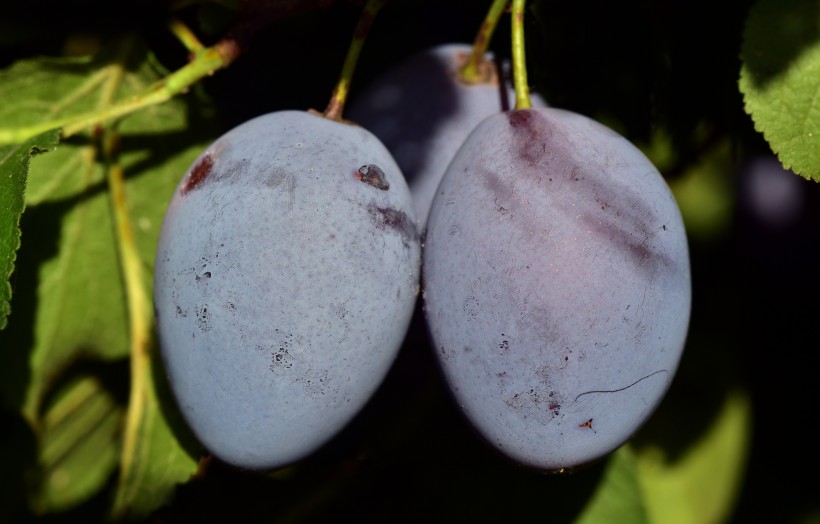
top-left (0, 39), bottom-right (217, 516)
top-left (740, 0), bottom-right (820, 180)
top-left (0, 129), bottom-right (59, 331)
top-left (636, 389), bottom-right (752, 524)
top-left (573, 446), bottom-right (649, 524)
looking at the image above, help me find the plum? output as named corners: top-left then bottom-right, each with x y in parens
top-left (154, 110), bottom-right (420, 470)
top-left (347, 43), bottom-right (547, 231)
top-left (423, 107), bottom-right (691, 471)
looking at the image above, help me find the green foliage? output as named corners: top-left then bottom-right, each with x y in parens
top-left (0, 39), bottom-right (216, 518)
top-left (740, 0), bottom-right (820, 181)
top-left (110, 354), bottom-right (202, 520)
top-left (0, 129), bottom-right (59, 330)
top-left (574, 447), bottom-right (649, 524)
top-left (31, 374), bottom-right (122, 513)
top-left (636, 390), bottom-right (751, 524)
top-left (669, 139), bottom-right (736, 242)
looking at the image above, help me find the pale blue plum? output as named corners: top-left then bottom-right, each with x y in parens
top-left (423, 107), bottom-right (691, 471)
top-left (154, 110), bottom-right (420, 470)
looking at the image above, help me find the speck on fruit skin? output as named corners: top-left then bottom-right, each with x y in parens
top-left (355, 164), bottom-right (390, 190)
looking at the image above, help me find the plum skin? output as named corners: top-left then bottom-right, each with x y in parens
top-left (422, 107), bottom-right (692, 471)
top-left (153, 110), bottom-right (420, 471)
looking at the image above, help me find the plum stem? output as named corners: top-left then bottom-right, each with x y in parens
top-left (511, 0), bottom-right (532, 109)
top-left (323, 0), bottom-right (385, 121)
top-left (168, 17), bottom-right (205, 53)
top-left (460, 0), bottom-right (510, 84)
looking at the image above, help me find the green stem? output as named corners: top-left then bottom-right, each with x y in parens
top-left (106, 123), bottom-right (154, 519)
top-left (460, 0), bottom-right (510, 84)
top-left (511, 0), bottom-right (532, 109)
top-left (323, 0), bottom-right (385, 121)
top-left (0, 39), bottom-right (239, 146)
top-left (168, 18), bottom-right (205, 53)
top-left (93, 39), bottom-right (154, 518)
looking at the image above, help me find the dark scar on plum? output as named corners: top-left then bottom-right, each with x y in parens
top-left (355, 164), bottom-right (389, 190)
top-left (182, 154), bottom-right (214, 195)
top-left (508, 108), bottom-right (535, 130)
top-left (573, 369), bottom-right (669, 402)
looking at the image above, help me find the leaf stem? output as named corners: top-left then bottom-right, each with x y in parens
top-left (93, 39), bottom-right (154, 518)
top-left (460, 0), bottom-right (510, 84)
top-left (106, 122), bottom-right (155, 519)
top-left (0, 39), bottom-right (239, 146)
top-left (323, 0), bottom-right (385, 121)
top-left (168, 18), bottom-right (205, 53)
top-left (511, 0), bottom-right (532, 110)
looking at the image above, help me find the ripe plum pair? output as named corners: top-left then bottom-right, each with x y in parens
top-left (154, 43), bottom-right (690, 473)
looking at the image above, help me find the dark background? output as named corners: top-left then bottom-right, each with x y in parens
top-left (1, 0), bottom-right (817, 522)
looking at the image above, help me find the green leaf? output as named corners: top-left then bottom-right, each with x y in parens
top-left (739, 0), bottom-right (820, 181)
top-left (635, 389), bottom-right (752, 524)
top-left (0, 40), bottom-right (217, 516)
top-left (574, 446), bottom-right (649, 524)
top-left (668, 139), bottom-right (735, 242)
top-left (0, 129), bottom-right (59, 331)
top-left (31, 374), bottom-right (122, 513)
top-left (111, 353), bottom-right (202, 520)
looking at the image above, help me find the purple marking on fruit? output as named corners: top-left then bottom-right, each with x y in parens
top-left (182, 154), bottom-right (214, 195)
top-left (367, 203), bottom-right (417, 246)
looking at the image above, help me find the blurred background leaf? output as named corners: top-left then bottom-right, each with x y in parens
top-left (636, 389), bottom-right (751, 524)
top-left (31, 374), bottom-right (122, 513)
top-left (574, 446), bottom-right (649, 524)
